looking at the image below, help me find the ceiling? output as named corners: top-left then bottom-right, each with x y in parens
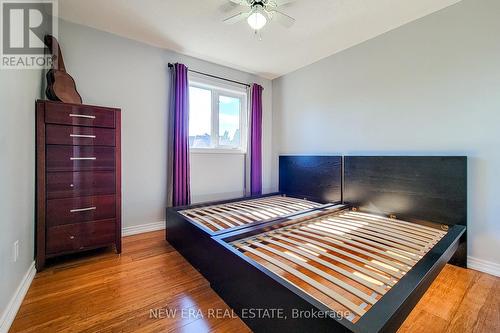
top-left (58, 0), bottom-right (462, 79)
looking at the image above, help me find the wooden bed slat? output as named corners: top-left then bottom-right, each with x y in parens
top-left (270, 197), bottom-right (317, 209)
top-left (347, 211), bottom-right (446, 236)
top-left (234, 200), bottom-right (291, 217)
top-left (287, 228), bottom-right (409, 275)
top-left (270, 197), bottom-right (320, 210)
top-left (331, 216), bottom-right (433, 246)
top-left (229, 201), bottom-right (281, 218)
top-left (325, 218), bottom-right (430, 250)
top-left (202, 207), bottom-right (246, 226)
top-left (212, 206), bottom-right (256, 223)
top-left (247, 197), bottom-right (298, 211)
top-left (268, 233), bottom-right (401, 282)
top-left (196, 209), bottom-right (239, 228)
top-left (244, 242), bottom-right (377, 304)
top-left (185, 211), bottom-right (227, 231)
top-left (254, 197), bottom-right (302, 210)
top-left (247, 201), bottom-right (293, 215)
top-left (296, 226), bottom-right (416, 267)
top-left (258, 235), bottom-right (388, 294)
top-left (246, 241), bottom-right (378, 305)
top-left (337, 214), bottom-right (438, 243)
top-left (220, 202), bottom-right (273, 220)
top-left (237, 244), bottom-right (367, 317)
top-left (313, 222), bottom-right (423, 257)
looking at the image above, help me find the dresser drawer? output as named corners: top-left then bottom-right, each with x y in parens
top-left (46, 194), bottom-right (116, 226)
top-left (46, 145), bottom-right (115, 172)
top-left (47, 171), bottom-right (116, 199)
top-left (46, 124), bottom-right (115, 146)
top-left (45, 102), bottom-right (116, 128)
top-left (46, 219), bottom-right (116, 254)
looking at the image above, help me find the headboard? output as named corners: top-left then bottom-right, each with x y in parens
top-left (343, 156), bottom-right (467, 267)
top-left (279, 156), bottom-right (342, 204)
top-left (278, 155), bottom-right (467, 267)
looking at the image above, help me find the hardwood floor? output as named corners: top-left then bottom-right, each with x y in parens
top-left (10, 231), bottom-right (499, 332)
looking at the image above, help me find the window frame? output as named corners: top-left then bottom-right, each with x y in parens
top-left (188, 74), bottom-right (248, 155)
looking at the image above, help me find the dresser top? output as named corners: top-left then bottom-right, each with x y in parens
top-left (37, 99), bottom-right (121, 112)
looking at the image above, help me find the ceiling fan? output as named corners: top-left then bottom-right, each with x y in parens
top-left (223, 0), bottom-right (296, 31)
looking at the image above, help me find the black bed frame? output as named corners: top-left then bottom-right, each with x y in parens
top-left (166, 155), bottom-right (467, 333)
top-left (166, 192), bottom-right (336, 285)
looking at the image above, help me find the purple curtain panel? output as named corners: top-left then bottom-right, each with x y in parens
top-left (250, 84), bottom-right (263, 196)
top-left (170, 63), bottom-right (191, 206)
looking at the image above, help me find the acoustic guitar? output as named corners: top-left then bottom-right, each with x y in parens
top-left (44, 35), bottom-right (82, 104)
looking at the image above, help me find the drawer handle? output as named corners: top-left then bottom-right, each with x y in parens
top-left (70, 134), bottom-right (96, 139)
top-left (70, 206), bottom-right (96, 213)
top-left (69, 235), bottom-right (75, 240)
top-left (70, 157), bottom-right (96, 161)
top-left (69, 114), bottom-right (96, 119)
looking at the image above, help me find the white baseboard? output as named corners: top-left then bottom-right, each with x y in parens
top-left (122, 221), bottom-right (165, 237)
top-left (0, 261), bottom-right (36, 333)
top-left (468, 256), bottom-right (500, 277)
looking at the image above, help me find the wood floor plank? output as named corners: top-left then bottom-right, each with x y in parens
top-left (397, 309), bottom-right (449, 333)
top-left (404, 264), bottom-right (480, 322)
top-left (472, 278), bottom-right (500, 333)
top-left (9, 230), bottom-right (499, 333)
top-left (444, 272), bottom-right (498, 333)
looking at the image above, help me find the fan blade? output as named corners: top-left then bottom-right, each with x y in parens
top-left (223, 11), bottom-right (252, 24)
top-left (270, 10), bottom-right (295, 28)
top-left (229, 0), bottom-right (249, 6)
top-left (270, 0), bottom-right (296, 7)
top-left (220, 0), bottom-right (250, 14)
top-left (219, 2), bottom-right (239, 14)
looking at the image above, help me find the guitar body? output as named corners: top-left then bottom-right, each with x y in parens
top-left (46, 69), bottom-right (82, 104)
top-left (44, 35), bottom-right (82, 104)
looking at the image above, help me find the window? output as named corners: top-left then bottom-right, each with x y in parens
top-left (189, 86), bottom-right (212, 148)
top-left (189, 77), bottom-right (247, 153)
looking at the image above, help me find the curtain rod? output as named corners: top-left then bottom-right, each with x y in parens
top-left (168, 63), bottom-right (251, 88)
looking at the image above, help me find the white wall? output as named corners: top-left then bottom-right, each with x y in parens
top-left (57, 20), bottom-right (273, 227)
top-left (273, 0), bottom-right (500, 267)
top-left (190, 153), bottom-right (245, 203)
top-left (0, 70), bottom-right (42, 328)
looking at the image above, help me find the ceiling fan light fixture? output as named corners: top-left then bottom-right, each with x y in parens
top-left (247, 10), bottom-right (267, 30)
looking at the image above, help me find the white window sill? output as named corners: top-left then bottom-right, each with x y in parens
top-left (190, 148), bottom-right (247, 155)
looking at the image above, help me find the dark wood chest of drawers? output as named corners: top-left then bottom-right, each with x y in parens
top-left (36, 100), bottom-right (121, 270)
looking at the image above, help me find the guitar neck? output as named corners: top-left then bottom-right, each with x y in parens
top-left (45, 35), bottom-right (67, 72)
